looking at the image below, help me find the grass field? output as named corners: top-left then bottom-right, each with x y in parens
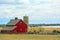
top-left (0, 34), bottom-right (60, 40)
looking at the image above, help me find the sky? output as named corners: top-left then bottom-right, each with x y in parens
top-left (0, 0), bottom-right (60, 24)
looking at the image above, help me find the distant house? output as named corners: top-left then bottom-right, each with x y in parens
top-left (1, 17), bottom-right (27, 33)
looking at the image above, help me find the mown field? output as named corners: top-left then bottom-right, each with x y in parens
top-left (0, 34), bottom-right (60, 40)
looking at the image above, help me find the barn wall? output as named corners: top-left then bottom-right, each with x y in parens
top-left (11, 20), bottom-right (27, 33)
top-left (2, 26), bottom-right (16, 30)
top-left (0, 27), bottom-right (2, 32)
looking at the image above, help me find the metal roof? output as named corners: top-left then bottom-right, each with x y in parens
top-left (6, 19), bottom-right (21, 25)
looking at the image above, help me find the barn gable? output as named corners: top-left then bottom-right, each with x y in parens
top-left (11, 20), bottom-right (27, 33)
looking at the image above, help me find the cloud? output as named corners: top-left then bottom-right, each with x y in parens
top-left (0, 0), bottom-right (60, 24)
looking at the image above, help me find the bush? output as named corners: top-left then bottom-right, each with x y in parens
top-left (28, 31), bottom-right (34, 34)
top-left (52, 30), bottom-right (58, 34)
top-left (57, 31), bottom-right (60, 33)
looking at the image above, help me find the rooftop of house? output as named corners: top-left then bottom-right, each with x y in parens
top-left (6, 17), bottom-right (22, 25)
top-left (6, 19), bottom-right (20, 25)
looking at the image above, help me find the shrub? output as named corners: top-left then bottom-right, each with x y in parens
top-left (28, 31), bottom-right (34, 34)
top-left (52, 30), bottom-right (57, 34)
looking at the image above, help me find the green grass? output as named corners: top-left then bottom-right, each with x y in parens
top-left (0, 34), bottom-right (60, 40)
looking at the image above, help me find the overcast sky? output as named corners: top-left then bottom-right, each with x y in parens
top-left (0, 0), bottom-right (60, 24)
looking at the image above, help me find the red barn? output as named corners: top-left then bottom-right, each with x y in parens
top-left (1, 17), bottom-right (27, 33)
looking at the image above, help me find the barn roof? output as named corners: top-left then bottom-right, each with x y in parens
top-left (6, 19), bottom-right (22, 25)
